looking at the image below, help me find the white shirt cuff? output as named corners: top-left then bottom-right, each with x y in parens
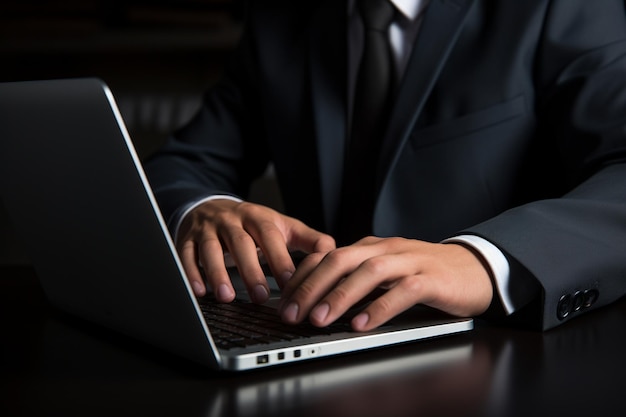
top-left (442, 234), bottom-right (516, 315)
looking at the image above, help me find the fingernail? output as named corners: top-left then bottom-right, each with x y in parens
top-left (282, 302), bottom-right (299, 323)
top-left (217, 284), bottom-right (234, 302)
top-left (352, 313), bottom-right (370, 330)
top-left (279, 270), bottom-right (294, 286)
top-left (192, 281), bottom-right (205, 296)
top-left (311, 302), bottom-right (330, 324)
top-left (252, 284), bottom-right (269, 304)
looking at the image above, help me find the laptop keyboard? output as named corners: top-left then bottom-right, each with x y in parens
top-left (198, 298), bottom-right (354, 350)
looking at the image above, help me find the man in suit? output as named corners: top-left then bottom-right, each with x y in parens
top-left (145, 0), bottom-right (626, 331)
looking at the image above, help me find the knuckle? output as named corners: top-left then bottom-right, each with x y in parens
top-left (381, 236), bottom-right (408, 249)
top-left (371, 296), bottom-right (395, 317)
top-left (359, 236), bottom-right (379, 245)
top-left (402, 275), bottom-right (425, 294)
top-left (398, 276), bottom-right (429, 303)
top-left (296, 252), bottom-right (325, 271)
top-left (323, 247), bottom-right (349, 268)
top-left (197, 239), bottom-right (222, 257)
top-left (178, 238), bottom-right (196, 251)
top-left (229, 230), bottom-right (253, 246)
top-left (257, 222), bottom-right (284, 239)
top-left (238, 201), bottom-right (267, 218)
top-left (292, 280), bottom-right (318, 301)
top-left (216, 210), bottom-right (239, 225)
top-left (361, 257), bottom-right (388, 276)
top-left (329, 284), bottom-right (352, 304)
top-left (317, 234), bottom-right (336, 250)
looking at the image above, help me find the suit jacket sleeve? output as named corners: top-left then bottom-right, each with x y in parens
top-left (143, 13), bottom-right (270, 223)
top-left (465, 1), bottom-right (626, 330)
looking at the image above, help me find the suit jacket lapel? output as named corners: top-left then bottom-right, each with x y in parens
top-left (377, 0), bottom-right (475, 192)
top-left (309, 0), bottom-right (348, 233)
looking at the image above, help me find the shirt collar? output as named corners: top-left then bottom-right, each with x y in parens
top-left (390, 0), bottom-right (429, 21)
top-left (347, 0), bottom-right (429, 22)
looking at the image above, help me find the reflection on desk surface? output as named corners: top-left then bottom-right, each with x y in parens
top-left (217, 343), bottom-right (475, 417)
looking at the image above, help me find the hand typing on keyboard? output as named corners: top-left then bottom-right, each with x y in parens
top-left (279, 237), bottom-right (492, 332)
top-left (175, 198), bottom-right (336, 304)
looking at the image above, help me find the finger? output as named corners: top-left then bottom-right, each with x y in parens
top-left (179, 240), bottom-right (207, 297)
top-left (280, 247), bottom-right (369, 324)
top-left (286, 219), bottom-right (336, 254)
top-left (352, 277), bottom-right (427, 331)
top-left (244, 219), bottom-right (296, 289)
top-left (197, 236), bottom-right (235, 303)
top-left (308, 254), bottom-right (406, 327)
top-left (278, 252), bottom-right (326, 306)
top-left (220, 225), bottom-right (270, 304)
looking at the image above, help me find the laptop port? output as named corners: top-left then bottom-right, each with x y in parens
top-left (256, 354), bottom-right (269, 365)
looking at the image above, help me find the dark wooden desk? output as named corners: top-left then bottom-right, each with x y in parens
top-left (1, 265), bottom-right (624, 417)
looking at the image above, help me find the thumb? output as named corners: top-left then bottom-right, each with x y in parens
top-left (284, 218), bottom-right (336, 254)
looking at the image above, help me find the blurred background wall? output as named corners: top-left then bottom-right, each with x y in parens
top-left (0, 0), bottom-right (281, 265)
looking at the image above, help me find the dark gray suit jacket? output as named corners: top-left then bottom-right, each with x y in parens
top-left (145, 0), bottom-right (626, 330)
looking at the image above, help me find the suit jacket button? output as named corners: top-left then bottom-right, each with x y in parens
top-left (583, 289), bottom-right (599, 308)
top-left (572, 291), bottom-right (584, 312)
top-left (557, 294), bottom-right (572, 320)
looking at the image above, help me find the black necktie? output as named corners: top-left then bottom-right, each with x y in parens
top-left (338, 0), bottom-right (396, 245)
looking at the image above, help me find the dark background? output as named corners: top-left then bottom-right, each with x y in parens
top-left (0, 0), bottom-right (286, 265)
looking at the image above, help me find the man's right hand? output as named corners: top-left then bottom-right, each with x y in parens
top-left (176, 199), bottom-right (336, 303)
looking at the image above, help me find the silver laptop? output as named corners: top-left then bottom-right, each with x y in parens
top-left (0, 78), bottom-right (472, 371)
